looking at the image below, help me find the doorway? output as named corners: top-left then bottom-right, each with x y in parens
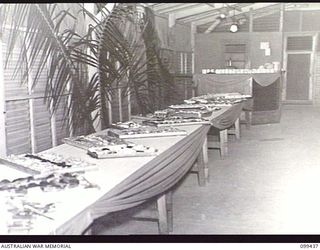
top-left (286, 53), bottom-right (311, 100)
top-left (284, 35), bottom-right (315, 102)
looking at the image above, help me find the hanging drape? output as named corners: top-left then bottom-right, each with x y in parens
top-left (210, 103), bottom-right (244, 130)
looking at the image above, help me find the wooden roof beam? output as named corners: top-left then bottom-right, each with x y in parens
top-left (196, 2), bottom-right (279, 26)
top-left (151, 3), bottom-right (187, 12)
top-left (179, 3), bottom-right (241, 23)
top-left (174, 5), bottom-right (218, 19)
top-left (157, 3), bottom-right (202, 14)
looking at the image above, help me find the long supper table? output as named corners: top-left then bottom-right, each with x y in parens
top-left (0, 104), bottom-right (244, 235)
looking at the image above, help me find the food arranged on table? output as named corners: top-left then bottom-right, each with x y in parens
top-left (111, 120), bottom-right (142, 129)
top-left (168, 103), bottom-right (207, 110)
top-left (64, 133), bottom-right (158, 158)
top-left (62, 134), bottom-right (130, 150)
top-left (142, 116), bottom-right (211, 127)
top-left (0, 90), bottom-right (250, 234)
top-left (108, 126), bottom-right (187, 139)
top-left (87, 143), bottom-right (158, 159)
top-left (153, 109), bottom-right (174, 118)
top-left (1, 196), bottom-right (56, 234)
top-left (0, 172), bottom-right (93, 193)
top-left (191, 92), bottom-right (252, 105)
top-left (170, 109), bottom-right (212, 118)
top-left (0, 171), bottom-right (99, 234)
top-left (2, 153), bottom-right (96, 175)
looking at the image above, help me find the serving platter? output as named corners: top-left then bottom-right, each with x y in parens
top-left (87, 144), bottom-right (158, 159)
top-left (168, 103), bottom-right (206, 110)
top-left (142, 117), bottom-right (211, 127)
top-left (111, 120), bottom-right (142, 129)
top-left (62, 134), bottom-right (131, 150)
top-left (2, 153), bottom-right (97, 175)
top-left (108, 126), bottom-right (187, 139)
top-left (63, 132), bottom-right (159, 159)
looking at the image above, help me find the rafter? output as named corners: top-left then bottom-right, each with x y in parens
top-left (178, 3), bottom-right (244, 23)
top-left (173, 5), bottom-right (217, 19)
top-left (195, 3), bottom-right (280, 26)
top-left (151, 3), bottom-right (187, 12)
top-left (157, 3), bottom-right (201, 14)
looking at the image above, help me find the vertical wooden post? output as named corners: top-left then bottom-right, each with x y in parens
top-left (50, 100), bottom-right (57, 147)
top-left (118, 88), bottom-right (122, 122)
top-left (168, 13), bottom-right (175, 28)
top-left (191, 22), bottom-right (196, 74)
top-left (108, 92), bottom-right (112, 125)
top-left (280, 3), bottom-right (286, 101)
top-left (85, 3), bottom-right (102, 132)
top-left (180, 52), bottom-right (183, 74)
top-left (249, 7), bottom-right (253, 33)
top-left (248, 8), bottom-right (253, 69)
top-left (67, 82), bottom-right (74, 137)
top-left (0, 38), bottom-right (7, 157)
top-left (127, 88), bottom-right (131, 120)
top-left (28, 99), bottom-right (35, 153)
top-left (25, 38), bottom-right (36, 153)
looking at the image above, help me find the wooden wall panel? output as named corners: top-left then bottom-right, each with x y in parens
top-left (32, 98), bottom-right (52, 152)
top-left (5, 100), bottom-right (32, 155)
top-left (283, 11), bottom-right (300, 32)
top-left (312, 53), bottom-right (320, 105)
top-left (55, 96), bottom-right (69, 145)
top-left (252, 11), bottom-right (280, 32)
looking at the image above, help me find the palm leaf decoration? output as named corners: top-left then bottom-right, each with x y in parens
top-left (1, 3), bottom-right (175, 134)
top-left (2, 3), bottom-right (97, 135)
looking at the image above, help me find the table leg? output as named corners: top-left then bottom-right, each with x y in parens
top-left (219, 129), bottom-right (228, 159)
top-left (83, 227), bottom-right (92, 235)
top-left (245, 111), bottom-right (252, 129)
top-left (202, 136), bottom-right (209, 181)
top-left (196, 146), bottom-right (206, 187)
top-left (235, 118), bottom-right (240, 140)
top-left (157, 194), bottom-right (169, 234)
top-left (166, 191), bottom-right (173, 232)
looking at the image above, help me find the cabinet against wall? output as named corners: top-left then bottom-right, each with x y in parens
top-left (224, 44), bottom-right (247, 69)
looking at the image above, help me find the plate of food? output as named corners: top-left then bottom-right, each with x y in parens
top-left (87, 144), bottom-right (158, 159)
top-left (62, 134), bottom-right (131, 150)
top-left (108, 126), bottom-right (187, 139)
top-left (2, 153), bottom-right (97, 175)
top-left (142, 116), bottom-right (211, 127)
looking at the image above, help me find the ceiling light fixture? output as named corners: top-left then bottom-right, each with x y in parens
top-left (229, 23), bottom-right (238, 33)
top-left (229, 6), bottom-right (238, 33)
top-left (218, 4), bottom-right (228, 19)
top-left (219, 12), bottom-right (227, 19)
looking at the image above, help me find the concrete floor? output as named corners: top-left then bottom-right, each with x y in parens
top-left (94, 105), bottom-right (320, 235)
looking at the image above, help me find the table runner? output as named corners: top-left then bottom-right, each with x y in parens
top-left (195, 75), bottom-right (252, 95)
top-left (210, 103), bottom-right (244, 130)
top-left (194, 73), bottom-right (281, 89)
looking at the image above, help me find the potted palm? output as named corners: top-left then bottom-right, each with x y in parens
top-left (1, 3), bottom-right (175, 135)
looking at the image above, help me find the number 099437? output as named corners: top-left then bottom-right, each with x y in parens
top-left (300, 244), bottom-right (318, 248)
